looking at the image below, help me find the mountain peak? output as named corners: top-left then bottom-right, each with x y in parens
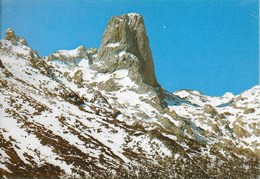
top-left (4, 28), bottom-right (28, 45)
top-left (92, 13), bottom-right (158, 87)
top-left (4, 28), bottom-right (15, 40)
top-left (1, 14), bottom-right (259, 179)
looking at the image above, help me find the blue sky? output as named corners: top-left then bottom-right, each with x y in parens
top-left (1, 0), bottom-right (259, 96)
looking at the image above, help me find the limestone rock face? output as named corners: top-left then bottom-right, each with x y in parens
top-left (93, 13), bottom-right (158, 87)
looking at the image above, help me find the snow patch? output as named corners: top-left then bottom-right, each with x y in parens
top-left (107, 42), bottom-right (120, 48)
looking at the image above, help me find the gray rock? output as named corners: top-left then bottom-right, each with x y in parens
top-left (98, 78), bottom-right (121, 92)
top-left (203, 104), bottom-right (217, 117)
top-left (73, 69), bottom-right (83, 85)
top-left (86, 48), bottom-right (98, 64)
top-left (92, 13), bottom-right (158, 87)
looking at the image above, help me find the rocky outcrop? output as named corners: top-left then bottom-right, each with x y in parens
top-left (4, 28), bottom-right (16, 41)
top-left (203, 104), bottom-right (217, 117)
top-left (92, 13), bottom-right (158, 87)
top-left (73, 69), bottom-right (83, 85)
top-left (46, 46), bottom-right (98, 67)
top-left (0, 60), bottom-right (5, 68)
top-left (46, 46), bottom-right (95, 65)
top-left (4, 28), bottom-right (27, 45)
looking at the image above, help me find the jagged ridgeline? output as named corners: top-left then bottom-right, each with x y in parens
top-left (0, 13), bottom-right (259, 179)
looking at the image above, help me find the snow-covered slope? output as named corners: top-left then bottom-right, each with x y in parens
top-left (0, 14), bottom-right (259, 179)
top-left (169, 87), bottom-right (260, 152)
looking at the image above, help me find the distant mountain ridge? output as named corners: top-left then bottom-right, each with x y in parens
top-left (0, 13), bottom-right (259, 178)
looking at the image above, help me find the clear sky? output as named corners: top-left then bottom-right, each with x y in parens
top-left (1, 0), bottom-right (259, 96)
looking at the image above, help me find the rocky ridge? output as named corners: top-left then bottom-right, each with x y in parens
top-left (0, 13), bottom-right (259, 179)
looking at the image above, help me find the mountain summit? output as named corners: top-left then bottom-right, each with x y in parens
top-left (93, 13), bottom-right (158, 87)
top-left (0, 13), bottom-right (259, 179)
top-left (4, 28), bottom-right (27, 45)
